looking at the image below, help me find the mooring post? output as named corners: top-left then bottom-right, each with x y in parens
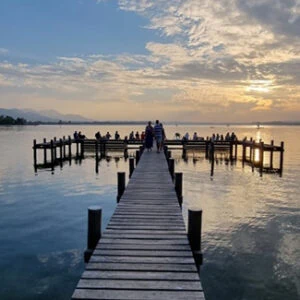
top-left (63, 136), bottom-right (66, 158)
top-left (242, 142), bottom-right (246, 167)
top-left (129, 157), bottom-right (134, 178)
top-left (234, 140), bottom-right (238, 160)
top-left (84, 206), bottom-right (102, 263)
top-left (164, 145), bottom-right (168, 158)
top-left (210, 142), bottom-right (215, 177)
top-left (76, 140), bottom-right (79, 157)
top-left (68, 135), bottom-right (72, 159)
top-left (229, 141), bottom-right (233, 161)
top-left (81, 140), bottom-right (85, 158)
top-left (117, 172), bottom-right (126, 203)
top-left (95, 140), bottom-right (99, 160)
top-left (59, 138), bottom-right (63, 161)
top-left (139, 145), bottom-right (144, 155)
top-left (270, 140), bottom-right (274, 169)
top-left (205, 141), bottom-right (209, 159)
top-left (175, 172), bottom-right (183, 207)
top-left (279, 141), bottom-right (284, 177)
top-left (249, 138), bottom-right (253, 164)
top-left (53, 137), bottom-right (57, 160)
top-left (188, 208), bottom-right (203, 267)
top-left (33, 139), bottom-right (37, 166)
top-left (50, 139), bottom-right (54, 170)
top-left (169, 158), bottom-right (175, 180)
top-left (167, 150), bottom-right (171, 164)
top-left (136, 150), bottom-right (140, 165)
top-left (259, 141), bottom-right (264, 176)
top-left (182, 146), bottom-right (187, 159)
top-left (43, 138), bottom-right (47, 164)
top-left (251, 140), bottom-right (255, 172)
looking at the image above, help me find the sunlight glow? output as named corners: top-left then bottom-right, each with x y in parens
top-left (246, 80), bottom-right (273, 93)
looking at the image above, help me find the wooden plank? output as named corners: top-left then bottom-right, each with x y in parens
top-left (86, 262), bottom-right (198, 272)
top-left (77, 279), bottom-right (202, 290)
top-left (92, 249), bottom-right (193, 257)
top-left (72, 289), bottom-right (205, 300)
top-left (81, 270), bottom-right (200, 281)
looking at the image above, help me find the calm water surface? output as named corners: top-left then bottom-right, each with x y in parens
top-left (0, 124), bottom-right (299, 300)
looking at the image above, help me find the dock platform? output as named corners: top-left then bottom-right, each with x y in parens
top-left (71, 149), bottom-right (205, 299)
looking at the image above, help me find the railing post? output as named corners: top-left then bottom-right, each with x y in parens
top-left (175, 172), bottom-right (183, 207)
top-left (63, 136), bottom-right (66, 158)
top-left (169, 158), bottom-right (175, 180)
top-left (229, 141), bottom-right (233, 161)
top-left (59, 138), bottom-right (63, 161)
top-left (117, 172), bottom-right (126, 203)
top-left (84, 206), bottom-right (102, 263)
top-left (129, 157), bottom-right (135, 178)
top-left (205, 141), bottom-right (209, 159)
top-left (188, 208), bottom-right (203, 267)
top-left (81, 140), bottom-right (85, 158)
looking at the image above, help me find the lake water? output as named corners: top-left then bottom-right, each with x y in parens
top-left (0, 124), bottom-right (299, 300)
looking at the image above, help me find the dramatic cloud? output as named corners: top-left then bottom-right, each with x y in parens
top-left (1, 0), bottom-right (300, 121)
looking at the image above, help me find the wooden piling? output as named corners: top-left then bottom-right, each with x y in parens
top-left (84, 206), bottom-right (102, 263)
top-left (63, 136), bottom-right (66, 158)
top-left (175, 172), bottom-right (183, 207)
top-left (136, 150), bottom-right (140, 165)
top-left (188, 208), bottom-right (203, 267)
top-left (169, 158), bottom-right (175, 180)
top-left (242, 142), bottom-right (246, 167)
top-left (43, 138), bottom-right (47, 164)
top-left (81, 140), bottom-right (85, 157)
top-left (259, 141), bottom-right (264, 176)
top-left (205, 141), bottom-right (209, 159)
top-left (270, 140), bottom-right (274, 169)
top-left (251, 140), bottom-right (255, 172)
top-left (279, 141), bottom-right (284, 177)
top-left (117, 172), bottom-right (126, 203)
top-left (234, 141), bottom-right (238, 160)
top-left (33, 139), bottom-right (37, 166)
top-left (76, 141), bottom-right (79, 157)
top-left (50, 139), bottom-right (54, 170)
top-left (59, 138), bottom-right (63, 160)
top-left (129, 157), bottom-right (134, 178)
top-left (210, 142), bottom-right (215, 177)
top-left (68, 136), bottom-right (72, 159)
top-left (229, 141), bottom-right (233, 161)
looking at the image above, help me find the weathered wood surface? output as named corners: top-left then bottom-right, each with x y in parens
top-left (72, 149), bottom-right (205, 299)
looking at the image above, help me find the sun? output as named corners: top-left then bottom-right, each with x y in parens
top-left (246, 80), bottom-right (272, 93)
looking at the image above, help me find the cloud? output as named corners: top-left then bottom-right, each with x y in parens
top-left (1, 0), bottom-right (300, 121)
top-left (0, 48), bottom-right (9, 54)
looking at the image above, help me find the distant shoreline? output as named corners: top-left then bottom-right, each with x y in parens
top-left (1, 121), bottom-right (300, 126)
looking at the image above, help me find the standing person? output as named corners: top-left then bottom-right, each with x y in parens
top-left (145, 121), bottom-right (153, 151)
top-left (115, 131), bottom-right (120, 140)
top-left (154, 120), bottom-right (163, 153)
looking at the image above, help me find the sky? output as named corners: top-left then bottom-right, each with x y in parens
top-left (0, 0), bottom-right (300, 122)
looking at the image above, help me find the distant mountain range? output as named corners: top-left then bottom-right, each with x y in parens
top-left (0, 108), bottom-right (93, 122)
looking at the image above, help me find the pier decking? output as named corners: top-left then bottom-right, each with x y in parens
top-left (72, 149), bottom-right (205, 300)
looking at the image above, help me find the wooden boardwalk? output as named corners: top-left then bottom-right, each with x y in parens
top-left (72, 149), bottom-right (205, 299)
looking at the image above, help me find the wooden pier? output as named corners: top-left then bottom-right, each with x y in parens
top-left (72, 148), bottom-right (206, 300)
top-left (33, 136), bottom-right (284, 176)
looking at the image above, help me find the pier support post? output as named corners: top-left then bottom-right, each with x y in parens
top-left (242, 142), bottom-right (246, 167)
top-left (84, 206), bottom-right (102, 263)
top-left (279, 141), bottom-right (284, 177)
top-left (259, 141), bottom-right (264, 176)
top-left (139, 145), bottom-right (144, 155)
top-left (169, 158), bottom-right (175, 181)
top-left (175, 172), bottom-right (183, 207)
top-left (234, 141), bottom-right (238, 160)
top-left (251, 140), bottom-right (255, 172)
top-left (43, 138), bottom-right (47, 164)
top-left (129, 158), bottom-right (135, 178)
top-left (229, 141), bottom-right (233, 161)
top-left (63, 136), bottom-right (66, 158)
top-left (76, 141), bottom-right (79, 157)
top-left (210, 142), bottom-right (215, 177)
top-left (167, 151), bottom-right (171, 164)
top-left (81, 140), bottom-right (85, 158)
top-left (68, 136), bottom-right (72, 159)
top-left (164, 146), bottom-right (168, 158)
top-left (33, 139), bottom-right (37, 166)
top-left (117, 172), bottom-right (126, 203)
top-left (50, 139), bottom-right (54, 171)
top-left (205, 141), bottom-right (209, 159)
top-left (188, 208), bottom-right (203, 267)
top-left (270, 140), bottom-right (274, 169)
top-left (59, 139), bottom-right (63, 160)
top-left (53, 137), bottom-right (57, 160)
top-left (136, 150), bottom-right (140, 165)
top-left (182, 146), bottom-right (187, 159)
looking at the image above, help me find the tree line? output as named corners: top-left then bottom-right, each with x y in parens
top-left (0, 115), bottom-right (29, 125)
